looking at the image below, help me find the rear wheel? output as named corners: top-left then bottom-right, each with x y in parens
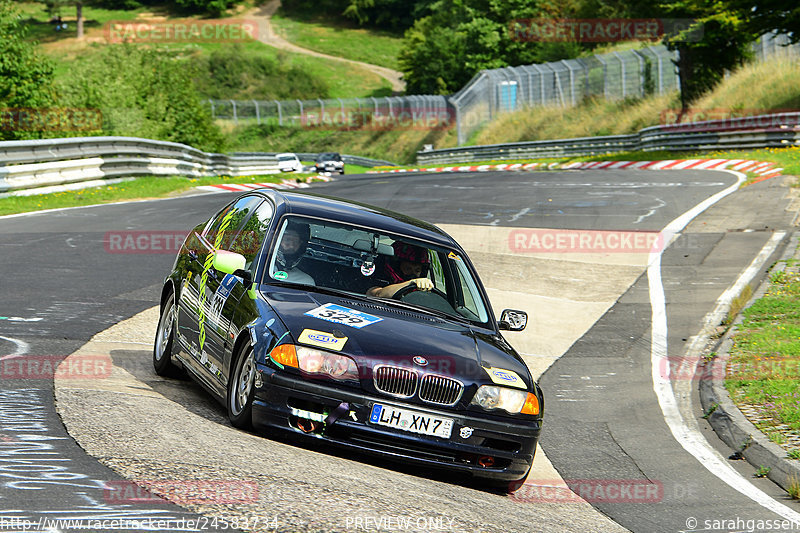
top-left (153, 292), bottom-right (180, 377)
top-left (228, 343), bottom-right (255, 429)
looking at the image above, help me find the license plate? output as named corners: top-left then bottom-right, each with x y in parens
top-left (369, 403), bottom-right (453, 439)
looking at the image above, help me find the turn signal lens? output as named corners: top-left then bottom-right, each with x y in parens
top-left (270, 344), bottom-right (298, 369)
top-left (521, 393), bottom-right (540, 415)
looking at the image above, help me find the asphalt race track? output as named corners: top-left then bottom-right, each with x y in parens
top-left (0, 168), bottom-right (797, 532)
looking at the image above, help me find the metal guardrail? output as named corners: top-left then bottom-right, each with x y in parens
top-left (417, 113), bottom-right (800, 164)
top-left (0, 137), bottom-right (395, 195)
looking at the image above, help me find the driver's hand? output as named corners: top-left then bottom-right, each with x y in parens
top-left (411, 278), bottom-right (433, 291)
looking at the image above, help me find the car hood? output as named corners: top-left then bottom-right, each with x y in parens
top-left (260, 287), bottom-right (532, 390)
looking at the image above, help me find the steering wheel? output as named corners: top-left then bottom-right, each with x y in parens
top-left (392, 282), bottom-right (448, 301)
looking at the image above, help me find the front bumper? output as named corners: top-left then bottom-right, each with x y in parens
top-left (315, 164), bottom-right (343, 173)
top-left (252, 366), bottom-right (540, 484)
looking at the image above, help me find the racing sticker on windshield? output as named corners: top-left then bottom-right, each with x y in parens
top-left (298, 329), bottom-right (348, 351)
top-left (305, 303), bottom-right (382, 329)
top-left (485, 367), bottom-right (527, 389)
top-left (273, 270), bottom-right (289, 280)
top-left (448, 252), bottom-right (461, 261)
top-left (360, 261), bottom-right (376, 277)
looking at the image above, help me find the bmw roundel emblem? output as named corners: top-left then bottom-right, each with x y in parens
top-left (413, 356), bottom-right (428, 367)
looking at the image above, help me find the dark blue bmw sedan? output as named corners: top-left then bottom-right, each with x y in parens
top-left (153, 190), bottom-right (543, 491)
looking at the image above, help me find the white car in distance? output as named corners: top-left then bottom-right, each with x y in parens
top-left (276, 152), bottom-right (302, 173)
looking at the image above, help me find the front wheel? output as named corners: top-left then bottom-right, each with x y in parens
top-left (228, 344), bottom-right (256, 429)
top-left (153, 292), bottom-right (180, 377)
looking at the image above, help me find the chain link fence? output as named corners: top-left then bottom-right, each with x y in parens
top-left (207, 95), bottom-right (454, 131)
top-left (450, 44), bottom-right (680, 145)
top-left (208, 35), bottom-right (800, 147)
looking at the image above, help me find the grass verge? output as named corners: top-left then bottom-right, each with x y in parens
top-left (0, 174), bottom-right (287, 217)
top-left (20, 1), bottom-right (391, 99)
top-left (270, 10), bottom-right (403, 71)
top-left (0, 165), bottom-right (373, 217)
top-left (725, 263), bottom-right (800, 437)
top-left (471, 54), bottom-right (800, 147)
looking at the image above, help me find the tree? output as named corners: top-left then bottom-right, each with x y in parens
top-left (659, 1), bottom-right (757, 112)
top-left (343, 0), bottom-right (435, 31)
top-left (728, 0), bottom-right (800, 43)
top-left (57, 45), bottom-right (224, 151)
top-left (398, 0), bottom-right (576, 95)
top-left (40, 0), bottom-right (87, 38)
top-left (0, 0), bottom-right (56, 140)
top-left (170, 0), bottom-right (246, 17)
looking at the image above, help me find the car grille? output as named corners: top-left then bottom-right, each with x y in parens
top-left (373, 365), bottom-right (463, 406)
top-left (373, 366), bottom-right (417, 398)
top-left (419, 374), bottom-right (463, 406)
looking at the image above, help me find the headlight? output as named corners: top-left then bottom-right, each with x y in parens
top-left (296, 346), bottom-right (359, 381)
top-left (471, 385), bottom-right (540, 415)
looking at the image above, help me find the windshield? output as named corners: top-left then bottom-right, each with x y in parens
top-left (277, 155), bottom-right (296, 161)
top-left (264, 216), bottom-right (490, 325)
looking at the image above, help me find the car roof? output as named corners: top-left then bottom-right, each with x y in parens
top-left (265, 190), bottom-right (457, 248)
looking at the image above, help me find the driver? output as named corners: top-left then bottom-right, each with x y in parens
top-left (274, 220), bottom-right (315, 286)
top-left (367, 241), bottom-right (433, 298)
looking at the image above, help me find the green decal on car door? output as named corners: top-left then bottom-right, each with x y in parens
top-left (198, 208), bottom-right (237, 351)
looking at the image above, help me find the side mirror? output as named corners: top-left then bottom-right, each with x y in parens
top-left (212, 250), bottom-right (246, 275)
top-left (498, 309), bottom-right (527, 331)
top-left (233, 269), bottom-right (253, 285)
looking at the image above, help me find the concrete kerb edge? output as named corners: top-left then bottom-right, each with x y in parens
top-left (699, 230), bottom-right (800, 493)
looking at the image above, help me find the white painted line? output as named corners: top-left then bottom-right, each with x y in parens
top-left (0, 335), bottom-right (30, 360)
top-left (677, 231), bottom-right (786, 381)
top-left (648, 170), bottom-right (800, 522)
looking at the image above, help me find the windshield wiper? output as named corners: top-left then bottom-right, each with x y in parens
top-left (368, 296), bottom-right (471, 324)
top-left (265, 282), bottom-right (355, 300)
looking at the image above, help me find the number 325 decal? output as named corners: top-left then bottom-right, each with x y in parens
top-left (305, 303), bottom-right (382, 329)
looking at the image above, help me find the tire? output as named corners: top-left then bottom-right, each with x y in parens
top-left (228, 343), bottom-right (256, 429)
top-left (153, 292), bottom-right (180, 377)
